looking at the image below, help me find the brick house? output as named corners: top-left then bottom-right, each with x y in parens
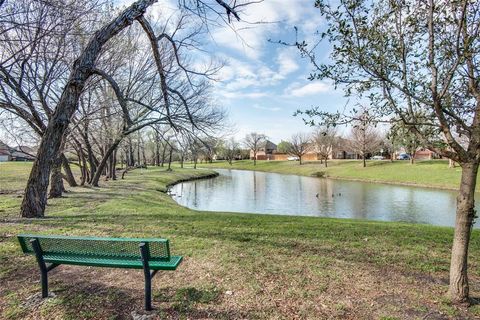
top-left (250, 140), bottom-right (277, 160)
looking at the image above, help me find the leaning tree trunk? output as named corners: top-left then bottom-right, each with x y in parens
top-left (20, 0), bottom-right (156, 218)
top-left (449, 161), bottom-right (479, 302)
top-left (49, 154), bottom-right (65, 198)
top-left (91, 138), bottom-right (122, 187)
top-left (61, 154), bottom-right (77, 187)
top-left (79, 151), bottom-right (88, 186)
top-left (112, 149), bottom-right (117, 180)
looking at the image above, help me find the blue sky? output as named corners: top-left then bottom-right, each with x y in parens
top-left (122, 0), bottom-right (351, 143)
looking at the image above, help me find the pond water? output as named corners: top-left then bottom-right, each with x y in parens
top-left (169, 169), bottom-right (479, 228)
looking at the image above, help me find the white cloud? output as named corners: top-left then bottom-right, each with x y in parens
top-left (276, 48), bottom-right (299, 78)
top-left (222, 91), bottom-right (269, 99)
top-left (252, 104), bottom-right (281, 112)
top-left (287, 82), bottom-right (332, 97)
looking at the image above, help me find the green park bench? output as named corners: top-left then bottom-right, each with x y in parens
top-left (17, 234), bottom-right (183, 311)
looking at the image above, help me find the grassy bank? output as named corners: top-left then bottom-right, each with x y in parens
top-left (0, 162), bottom-right (479, 319)
top-left (196, 159), bottom-right (473, 191)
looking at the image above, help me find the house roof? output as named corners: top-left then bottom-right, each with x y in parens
top-left (261, 140), bottom-right (277, 150)
top-left (0, 140), bottom-right (36, 159)
top-left (0, 140), bottom-right (9, 151)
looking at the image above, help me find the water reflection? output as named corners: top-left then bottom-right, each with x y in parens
top-left (170, 169), bottom-right (478, 228)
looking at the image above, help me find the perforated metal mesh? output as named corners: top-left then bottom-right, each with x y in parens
top-left (18, 235), bottom-right (170, 261)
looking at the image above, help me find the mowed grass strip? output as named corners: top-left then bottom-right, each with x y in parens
top-left (197, 159), bottom-right (470, 191)
top-left (0, 163), bottom-right (479, 319)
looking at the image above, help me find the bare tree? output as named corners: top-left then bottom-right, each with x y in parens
top-left (222, 137), bottom-right (240, 165)
top-left (347, 116), bottom-right (381, 168)
top-left (287, 133), bottom-right (311, 165)
top-left (0, 0), bottom-right (105, 195)
top-left (243, 132), bottom-right (266, 166)
top-left (3, 0), bottom-right (248, 218)
top-left (312, 126), bottom-right (338, 167)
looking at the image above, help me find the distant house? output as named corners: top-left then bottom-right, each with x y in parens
top-left (414, 148), bottom-right (440, 160)
top-left (250, 140), bottom-right (277, 160)
top-left (270, 137), bottom-right (364, 161)
top-left (0, 141), bottom-right (36, 161)
top-left (394, 147), bottom-right (441, 160)
top-left (0, 141), bottom-right (11, 162)
top-left (0, 150), bottom-right (10, 162)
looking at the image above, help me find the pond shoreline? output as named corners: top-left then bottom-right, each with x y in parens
top-left (164, 171), bottom-right (219, 191)
top-left (194, 164), bottom-right (462, 192)
top-left (324, 175), bottom-right (461, 192)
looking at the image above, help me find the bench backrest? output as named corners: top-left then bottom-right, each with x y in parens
top-left (18, 234), bottom-right (170, 261)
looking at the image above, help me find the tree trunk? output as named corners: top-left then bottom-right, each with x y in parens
top-left (156, 141), bottom-right (160, 166)
top-left (448, 161), bottom-right (479, 302)
top-left (91, 138), bottom-right (122, 187)
top-left (161, 144), bottom-right (166, 167)
top-left (48, 154), bottom-right (65, 198)
top-left (299, 156), bottom-right (302, 165)
top-left (84, 136), bottom-right (97, 184)
top-left (142, 145), bottom-right (147, 167)
top-left (79, 150), bottom-right (88, 186)
top-left (61, 154), bottom-right (77, 187)
top-left (128, 141), bottom-right (135, 166)
top-left (362, 155), bottom-right (366, 167)
top-left (325, 158), bottom-right (328, 167)
top-left (167, 147), bottom-right (173, 171)
top-left (112, 149), bottom-right (117, 180)
top-left (253, 152), bottom-right (256, 166)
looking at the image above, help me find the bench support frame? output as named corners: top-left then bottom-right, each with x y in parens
top-left (30, 239), bottom-right (59, 298)
top-left (140, 242), bottom-right (159, 311)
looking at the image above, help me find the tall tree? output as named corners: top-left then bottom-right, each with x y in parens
top-left (291, 0), bottom-right (480, 301)
top-left (347, 118), bottom-right (381, 168)
top-left (243, 132), bottom-right (266, 166)
top-left (312, 126), bottom-right (338, 167)
top-left (221, 137), bottom-right (240, 165)
top-left (287, 133), bottom-right (311, 165)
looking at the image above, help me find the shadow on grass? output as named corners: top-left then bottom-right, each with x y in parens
top-left (8, 268), bottom-right (261, 320)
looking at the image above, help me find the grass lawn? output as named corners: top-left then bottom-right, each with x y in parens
top-left (196, 159), bottom-right (473, 191)
top-left (0, 162), bottom-right (479, 319)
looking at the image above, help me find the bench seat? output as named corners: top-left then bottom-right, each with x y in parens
top-left (42, 253), bottom-right (183, 270)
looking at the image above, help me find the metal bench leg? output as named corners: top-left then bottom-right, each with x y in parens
top-left (30, 239), bottom-right (48, 298)
top-left (140, 243), bottom-right (152, 311)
